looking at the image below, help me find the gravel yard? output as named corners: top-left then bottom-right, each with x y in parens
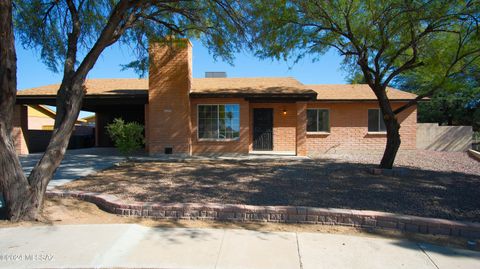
top-left (59, 150), bottom-right (480, 222)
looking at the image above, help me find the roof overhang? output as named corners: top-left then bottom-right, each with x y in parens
top-left (16, 94), bottom-right (148, 111)
top-left (311, 99), bottom-right (417, 103)
top-left (190, 92), bottom-right (317, 102)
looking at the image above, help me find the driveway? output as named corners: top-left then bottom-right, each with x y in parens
top-left (0, 148), bottom-right (124, 208)
top-left (0, 224), bottom-right (478, 269)
top-left (19, 147), bottom-right (124, 188)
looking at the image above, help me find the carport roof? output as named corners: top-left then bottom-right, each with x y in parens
top-left (16, 79), bottom-right (149, 111)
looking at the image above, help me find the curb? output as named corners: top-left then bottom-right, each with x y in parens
top-left (468, 149), bottom-right (480, 162)
top-left (46, 190), bottom-right (480, 239)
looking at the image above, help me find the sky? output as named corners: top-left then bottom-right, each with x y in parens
top-left (16, 39), bottom-right (347, 117)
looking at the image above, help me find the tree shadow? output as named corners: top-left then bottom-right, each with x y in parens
top-left (59, 157), bottom-right (480, 222)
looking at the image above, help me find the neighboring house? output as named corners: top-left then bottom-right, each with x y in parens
top-left (12, 105), bottom-right (92, 154)
top-left (81, 114), bottom-right (96, 127)
top-left (26, 105), bottom-right (56, 130)
top-left (14, 39), bottom-right (417, 155)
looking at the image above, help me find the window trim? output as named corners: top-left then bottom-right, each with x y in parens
top-left (197, 104), bottom-right (240, 141)
top-left (367, 108), bottom-right (387, 133)
top-left (306, 108), bottom-right (330, 133)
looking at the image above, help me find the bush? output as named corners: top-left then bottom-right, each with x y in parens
top-left (106, 118), bottom-right (144, 155)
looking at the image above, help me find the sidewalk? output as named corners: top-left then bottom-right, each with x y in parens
top-left (0, 224), bottom-right (478, 268)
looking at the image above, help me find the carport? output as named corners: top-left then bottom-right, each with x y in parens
top-left (15, 79), bottom-right (148, 154)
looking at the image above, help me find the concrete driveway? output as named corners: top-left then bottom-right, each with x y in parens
top-left (19, 147), bottom-right (124, 189)
top-left (0, 148), bottom-right (124, 208)
top-left (0, 224), bottom-right (478, 269)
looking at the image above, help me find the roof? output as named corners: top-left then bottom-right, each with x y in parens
top-left (307, 84), bottom-right (417, 101)
top-left (18, 77), bottom-right (315, 98)
top-left (27, 105), bottom-right (56, 118)
top-left (191, 77), bottom-right (311, 94)
top-left (17, 78), bottom-right (417, 101)
top-left (18, 78), bottom-right (148, 96)
top-left (81, 114), bottom-right (96, 122)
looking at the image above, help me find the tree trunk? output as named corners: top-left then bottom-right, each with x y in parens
top-left (0, 0), bottom-right (134, 221)
top-left (18, 0), bottom-right (134, 219)
top-left (26, 80), bottom-right (85, 210)
top-left (0, 0), bottom-right (41, 221)
top-left (374, 86), bottom-right (402, 169)
top-left (380, 115), bottom-right (401, 169)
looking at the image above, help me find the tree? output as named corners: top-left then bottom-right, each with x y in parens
top-left (248, 0), bottom-right (480, 168)
top-left (0, 0), bottom-right (31, 221)
top-left (395, 56), bottom-right (480, 130)
top-left (1, 0), bottom-right (247, 221)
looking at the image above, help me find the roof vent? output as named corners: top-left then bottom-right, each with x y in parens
top-left (205, 72), bottom-right (227, 78)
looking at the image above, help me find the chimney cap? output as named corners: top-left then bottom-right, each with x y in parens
top-left (205, 72), bottom-right (227, 78)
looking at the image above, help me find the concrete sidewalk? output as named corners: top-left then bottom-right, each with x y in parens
top-left (0, 224), bottom-right (478, 269)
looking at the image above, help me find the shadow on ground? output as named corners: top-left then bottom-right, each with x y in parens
top-left (58, 158), bottom-right (480, 222)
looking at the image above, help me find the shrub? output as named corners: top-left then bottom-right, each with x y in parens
top-left (106, 118), bottom-right (144, 156)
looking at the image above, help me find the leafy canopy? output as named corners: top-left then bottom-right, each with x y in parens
top-left (15, 0), bottom-right (248, 76)
top-left (248, 0), bottom-right (480, 91)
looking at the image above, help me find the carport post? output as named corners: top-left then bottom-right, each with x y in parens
top-left (13, 105), bottom-right (29, 155)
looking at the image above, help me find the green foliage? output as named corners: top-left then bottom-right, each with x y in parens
top-left (395, 51), bottom-right (480, 130)
top-left (248, 0), bottom-right (480, 87)
top-left (106, 118), bottom-right (144, 156)
top-left (416, 88), bottom-right (480, 129)
top-left (14, 0), bottom-right (249, 75)
top-left (347, 72), bottom-right (366, 84)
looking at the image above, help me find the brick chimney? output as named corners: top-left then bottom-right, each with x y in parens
top-left (146, 39), bottom-right (192, 155)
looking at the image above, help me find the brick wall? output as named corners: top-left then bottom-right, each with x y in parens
top-left (306, 102), bottom-right (417, 155)
top-left (296, 102), bottom-right (307, 156)
top-left (189, 101), bottom-right (309, 154)
top-left (13, 105), bottom-right (29, 155)
top-left (147, 39), bottom-right (192, 155)
top-left (249, 103), bottom-right (297, 152)
top-left (190, 98), bottom-right (250, 154)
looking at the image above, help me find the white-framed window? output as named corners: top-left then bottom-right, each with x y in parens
top-left (307, 109), bottom-right (330, 132)
top-left (368, 109), bottom-right (386, 132)
top-left (198, 104), bottom-right (240, 140)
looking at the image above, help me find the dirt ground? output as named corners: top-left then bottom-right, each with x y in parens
top-left (0, 197), bottom-right (476, 251)
top-left (59, 152), bottom-right (480, 222)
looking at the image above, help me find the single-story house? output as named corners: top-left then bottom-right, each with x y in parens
top-left (14, 39), bottom-right (417, 156)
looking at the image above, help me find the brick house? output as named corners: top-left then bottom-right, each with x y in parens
top-left (15, 39), bottom-right (417, 156)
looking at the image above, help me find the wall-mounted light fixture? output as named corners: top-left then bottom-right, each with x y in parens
top-left (282, 108), bottom-right (287, 116)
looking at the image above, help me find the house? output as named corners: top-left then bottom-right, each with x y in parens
top-left (14, 39), bottom-right (417, 156)
top-left (80, 114), bottom-right (96, 127)
top-left (26, 105), bottom-right (56, 130)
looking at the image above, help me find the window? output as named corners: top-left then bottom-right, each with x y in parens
top-left (198, 104), bottom-right (240, 140)
top-left (307, 109), bottom-right (330, 132)
top-left (368, 109), bottom-right (386, 132)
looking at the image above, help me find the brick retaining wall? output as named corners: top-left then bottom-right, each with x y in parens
top-left (46, 190), bottom-right (480, 239)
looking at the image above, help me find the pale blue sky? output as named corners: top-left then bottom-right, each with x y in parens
top-left (17, 39), bottom-right (347, 89)
top-left (16, 39), bottom-right (347, 117)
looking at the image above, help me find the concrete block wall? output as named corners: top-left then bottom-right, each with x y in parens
top-left (417, 123), bottom-right (472, 152)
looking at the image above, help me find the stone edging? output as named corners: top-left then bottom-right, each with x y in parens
top-left (468, 149), bottom-right (480, 162)
top-left (46, 190), bottom-right (480, 239)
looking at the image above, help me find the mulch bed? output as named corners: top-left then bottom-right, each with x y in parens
top-left (59, 152), bottom-right (480, 222)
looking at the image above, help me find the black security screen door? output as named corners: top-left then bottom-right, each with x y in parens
top-left (253, 108), bottom-right (273, 151)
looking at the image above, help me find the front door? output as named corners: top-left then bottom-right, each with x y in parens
top-left (253, 108), bottom-right (273, 151)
